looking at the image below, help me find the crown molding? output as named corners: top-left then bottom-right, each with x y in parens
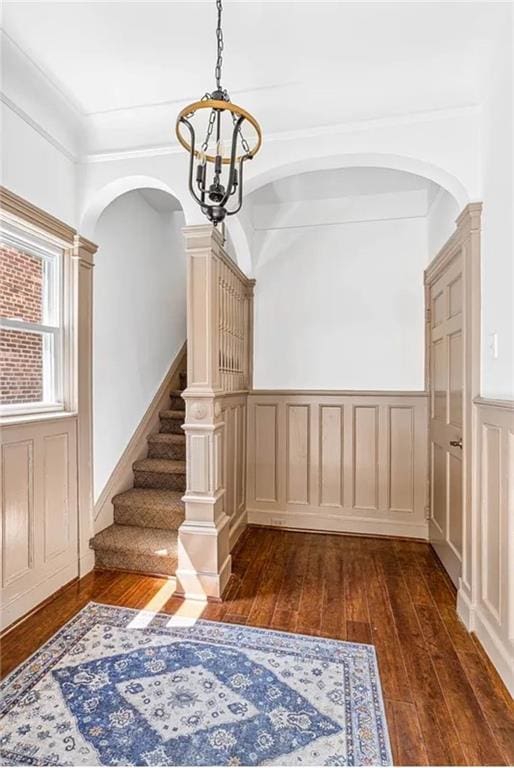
top-left (1, 92), bottom-right (78, 163)
top-left (1, 29), bottom-right (84, 118)
top-left (82, 104), bottom-right (481, 165)
top-left (1, 85), bottom-right (481, 170)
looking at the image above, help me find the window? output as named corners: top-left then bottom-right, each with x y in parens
top-left (0, 222), bottom-right (65, 416)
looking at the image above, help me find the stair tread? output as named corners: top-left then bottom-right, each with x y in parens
top-left (90, 524), bottom-right (178, 557)
top-left (148, 432), bottom-right (185, 444)
top-left (133, 458), bottom-right (186, 474)
top-left (160, 409), bottom-right (185, 419)
top-left (112, 487), bottom-right (184, 510)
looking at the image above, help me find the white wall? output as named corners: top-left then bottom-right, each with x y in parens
top-left (1, 104), bottom-right (77, 226)
top-left (480, 20), bottom-right (513, 400)
top-left (253, 216), bottom-right (428, 390)
top-left (0, 33), bottom-right (80, 225)
top-left (427, 188), bottom-right (460, 257)
top-left (93, 191), bottom-right (186, 500)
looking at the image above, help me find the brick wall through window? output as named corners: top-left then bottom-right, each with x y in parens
top-left (0, 245), bottom-right (44, 404)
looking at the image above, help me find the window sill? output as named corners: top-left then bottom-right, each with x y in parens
top-left (0, 410), bottom-right (78, 427)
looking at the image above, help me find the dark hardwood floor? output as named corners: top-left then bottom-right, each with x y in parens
top-left (2, 527), bottom-right (513, 766)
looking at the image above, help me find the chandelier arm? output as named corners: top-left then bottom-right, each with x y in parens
top-left (181, 116), bottom-right (207, 208)
top-left (226, 158), bottom-right (245, 217)
top-left (218, 114), bottom-right (246, 209)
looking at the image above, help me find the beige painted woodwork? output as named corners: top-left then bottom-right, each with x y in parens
top-left (470, 398), bottom-right (514, 696)
top-left (0, 188), bottom-right (97, 629)
top-left (427, 249), bottom-right (465, 585)
top-left (425, 204), bottom-right (481, 591)
top-left (1, 417), bottom-right (78, 628)
top-left (177, 225), bottom-right (254, 600)
top-left (247, 391), bottom-right (429, 538)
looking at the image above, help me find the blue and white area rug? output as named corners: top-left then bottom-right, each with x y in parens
top-left (0, 602), bottom-right (391, 766)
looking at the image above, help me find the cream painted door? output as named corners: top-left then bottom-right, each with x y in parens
top-left (428, 253), bottom-right (464, 586)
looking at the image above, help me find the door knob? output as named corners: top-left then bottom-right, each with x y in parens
top-left (450, 438), bottom-right (463, 449)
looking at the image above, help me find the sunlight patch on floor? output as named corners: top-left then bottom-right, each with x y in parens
top-left (165, 599), bottom-right (205, 627)
top-left (126, 579), bottom-right (177, 628)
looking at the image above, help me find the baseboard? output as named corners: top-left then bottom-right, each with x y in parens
top-left (0, 562), bottom-right (78, 632)
top-left (94, 341), bottom-right (187, 532)
top-left (229, 507), bottom-right (248, 550)
top-left (247, 508), bottom-right (428, 540)
top-left (473, 607), bottom-right (514, 697)
top-left (456, 586), bottom-right (475, 630)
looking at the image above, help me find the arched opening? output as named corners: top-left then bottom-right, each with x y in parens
top-left (244, 165), bottom-right (460, 391)
top-left (92, 187), bottom-right (186, 502)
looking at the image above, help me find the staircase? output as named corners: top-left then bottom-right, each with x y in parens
top-left (90, 371), bottom-right (187, 576)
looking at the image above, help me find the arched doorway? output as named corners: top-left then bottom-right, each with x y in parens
top-left (91, 187), bottom-right (186, 511)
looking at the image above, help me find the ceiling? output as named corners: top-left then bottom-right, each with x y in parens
top-left (249, 167), bottom-right (438, 206)
top-left (1, 1), bottom-right (507, 137)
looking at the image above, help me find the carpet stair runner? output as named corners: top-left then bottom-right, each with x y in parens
top-left (90, 371), bottom-right (187, 576)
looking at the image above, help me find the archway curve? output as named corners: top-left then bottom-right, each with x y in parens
top-left (245, 152), bottom-right (469, 211)
top-left (80, 175), bottom-right (194, 238)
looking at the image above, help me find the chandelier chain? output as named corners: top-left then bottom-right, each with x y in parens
top-left (201, 108), bottom-right (218, 153)
top-left (215, 0), bottom-right (224, 89)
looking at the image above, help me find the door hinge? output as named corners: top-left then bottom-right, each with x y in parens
top-left (424, 506), bottom-right (431, 521)
top-left (425, 307), bottom-right (431, 323)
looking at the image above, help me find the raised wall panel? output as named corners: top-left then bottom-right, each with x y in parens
top-left (432, 289), bottom-right (445, 327)
top-left (432, 444), bottom-right (446, 534)
top-left (254, 404), bottom-right (277, 502)
top-left (449, 331), bottom-right (463, 428)
top-left (389, 407), bottom-right (414, 512)
top-left (449, 276), bottom-right (462, 318)
top-left (353, 406), bottom-right (378, 510)
top-left (247, 392), bottom-right (428, 539)
top-left (432, 338), bottom-right (447, 422)
top-left (286, 405), bottom-right (309, 505)
top-left (319, 405), bottom-right (343, 507)
top-left (43, 433), bottom-right (70, 562)
top-left (1, 417), bottom-right (78, 631)
top-left (473, 400), bottom-right (514, 698)
top-left (189, 434), bottom-right (210, 494)
top-left (482, 423), bottom-right (501, 620)
top-left (189, 256), bottom-right (209, 386)
top-left (238, 404), bottom-right (246, 510)
top-left (448, 453), bottom-right (463, 557)
top-left (1, 440), bottom-right (34, 587)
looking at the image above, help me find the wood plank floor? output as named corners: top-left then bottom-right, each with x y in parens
top-left (2, 527), bottom-right (513, 766)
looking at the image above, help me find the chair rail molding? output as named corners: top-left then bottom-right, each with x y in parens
top-left (247, 390), bottom-right (429, 539)
top-left (177, 225), bottom-right (254, 600)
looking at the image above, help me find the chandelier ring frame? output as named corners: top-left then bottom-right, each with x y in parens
top-left (176, 99), bottom-right (262, 164)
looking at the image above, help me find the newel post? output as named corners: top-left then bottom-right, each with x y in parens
top-left (175, 225), bottom-right (230, 600)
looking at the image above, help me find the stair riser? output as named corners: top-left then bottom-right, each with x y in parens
top-left (114, 505), bottom-right (184, 530)
top-left (94, 549), bottom-right (177, 577)
top-left (159, 418), bottom-right (184, 435)
top-left (134, 470), bottom-right (186, 492)
top-left (169, 396), bottom-right (185, 411)
top-left (148, 442), bottom-right (186, 460)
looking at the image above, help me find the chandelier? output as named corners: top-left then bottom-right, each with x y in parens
top-left (176, 0), bottom-right (262, 225)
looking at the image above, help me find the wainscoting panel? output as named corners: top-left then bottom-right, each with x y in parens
top-left (247, 391), bottom-right (428, 538)
top-left (1, 416), bottom-right (78, 630)
top-left (470, 398), bottom-right (514, 695)
top-left (219, 392), bottom-right (248, 548)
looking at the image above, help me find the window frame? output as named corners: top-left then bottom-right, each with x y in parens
top-left (0, 218), bottom-right (72, 419)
